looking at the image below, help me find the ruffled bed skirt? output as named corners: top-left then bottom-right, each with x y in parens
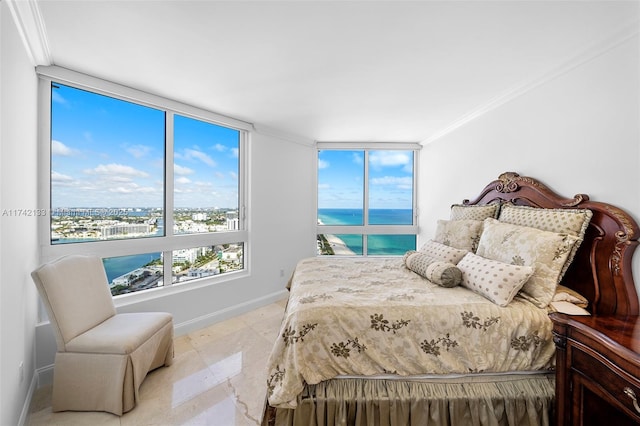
top-left (263, 374), bottom-right (555, 426)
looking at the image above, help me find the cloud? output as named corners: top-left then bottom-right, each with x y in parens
top-left (51, 171), bottom-right (74, 182)
top-left (231, 148), bottom-right (239, 158)
top-left (352, 153), bottom-right (363, 165)
top-left (51, 91), bottom-right (68, 106)
top-left (214, 144), bottom-right (227, 152)
top-left (371, 176), bottom-right (413, 188)
top-left (318, 159), bottom-right (330, 169)
top-left (84, 163), bottom-right (149, 178)
top-left (174, 164), bottom-right (195, 175)
top-left (184, 148), bottom-right (216, 167)
top-left (369, 151), bottom-right (411, 168)
top-left (126, 144), bottom-right (152, 159)
top-left (52, 140), bottom-right (74, 156)
top-left (176, 176), bottom-right (191, 184)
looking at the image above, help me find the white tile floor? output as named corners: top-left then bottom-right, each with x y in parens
top-left (27, 298), bottom-right (287, 426)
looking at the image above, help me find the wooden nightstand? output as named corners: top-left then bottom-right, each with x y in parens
top-left (550, 313), bottom-right (640, 426)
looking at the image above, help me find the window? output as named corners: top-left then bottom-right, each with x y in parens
top-left (39, 67), bottom-right (249, 297)
top-left (317, 143), bottom-right (419, 256)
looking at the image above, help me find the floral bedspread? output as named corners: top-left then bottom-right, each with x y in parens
top-left (266, 257), bottom-right (555, 409)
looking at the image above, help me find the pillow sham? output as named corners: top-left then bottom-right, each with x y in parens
top-left (553, 285), bottom-right (588, 309)
top-left (404, 251), bottom-right (462, 288)
top-left (457, 252), bottom-right (534, 307)
top-left (476, 218), bottom-right (579, 308)
top-left (418, 240), bottom-right (468, 264)
top-left (498, 203), bottom-right (592, 279)
top-left (450, 203), bottom-right (501, 221)
top-left (434, 219), bottom-right (483, 252)
top-left (548, 301), bottom-right (590, 315)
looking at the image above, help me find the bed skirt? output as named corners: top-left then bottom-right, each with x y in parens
top-left (262, 373), bottom-right (555, 426)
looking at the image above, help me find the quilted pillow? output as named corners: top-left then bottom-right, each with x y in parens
top-left (404, 251), bottom-right (462, 288)
top-left (457, 252), bottom-right (533, 306)
top-left (434, 219), bottom-right (483, 252)
top-left (450, 203), bottom-right (500, 221)
top-left (476, 218), bottom-right (579, 308)
top-left (498, 204), bottom-right (592, 279)
top-left (418, 240), bottom-right (468, 264)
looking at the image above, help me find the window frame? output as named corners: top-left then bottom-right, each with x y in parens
top-left (37, 66), bottom-right (251, 302)
top-left (316, 142), bottom-right (421, 256)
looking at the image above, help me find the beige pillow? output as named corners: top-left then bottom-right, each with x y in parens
top-left (548, 301), bottom-right (590, 315)
top-left (476, 218), bottom-right (579, 308)
top-left (498, 204), bottom-right (592, 279)
top-left (457, 252), bottom-right (534, 307)
top-left (450, 203), bottom-right (500, 221)
top-left (404, 251), bottom-right (462, 288)
top-left (434, 219), bottom-right (483, 252)
top-left (418, 240), bottom-right (468, 264)
top-left (553, 285), bottom-right (588, 309)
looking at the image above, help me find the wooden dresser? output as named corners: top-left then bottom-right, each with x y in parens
top-left (550, 313), bottom-right (640, 425)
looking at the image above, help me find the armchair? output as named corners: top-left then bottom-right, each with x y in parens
top-left (31, 254), bottom-right (174, 415)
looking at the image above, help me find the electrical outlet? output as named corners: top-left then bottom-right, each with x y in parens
top-left (19, 362), bottom-right (24, 382)
top-left (279, 269), bottom-right (285, 277)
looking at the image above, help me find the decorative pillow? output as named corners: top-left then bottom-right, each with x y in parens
top-left (450, 203), bottom-right (501, 221)
top-left (476, 219), bottom-right (579, 308)
top-left (418, 240), bottom-right (468, 264)
top-left (434, 219), bottom-right (483, 252)
top-left (404, 251), bottom-right (462, 288)
top-left (553, 285), bottom-right (588, 309)
top-left (498, 204), bottom-right (592, 279)
top-left (457, 253), bottom-right (533, 307)
top-left (548, 301), bottom-right (590, 315)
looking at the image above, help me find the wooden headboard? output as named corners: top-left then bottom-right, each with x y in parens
top-left (463, 172), bottom-right (639, 316)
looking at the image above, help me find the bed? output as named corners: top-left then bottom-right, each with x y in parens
top-left (262, 172), bottom-right (640, 426)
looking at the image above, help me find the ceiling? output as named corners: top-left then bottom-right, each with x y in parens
top-left (15, 0), bottom-right (640, 143)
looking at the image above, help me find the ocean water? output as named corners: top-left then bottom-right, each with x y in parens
top-left (318, 208), bottom-right (416, 255)
top-left (102, 252), bottom-right (161, 282)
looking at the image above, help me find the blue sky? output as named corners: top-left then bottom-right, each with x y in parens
top-left (51, 83), bottom-right (239, 209)
top-left (318, 149), bottom-right (413, 210)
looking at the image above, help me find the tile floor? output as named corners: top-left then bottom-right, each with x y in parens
top-left (27, 298), bottom-right (287, 426)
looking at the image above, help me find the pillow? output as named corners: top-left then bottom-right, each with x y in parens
top-left (450, 203), bottom-right (500, 221)
top-left (498, 203), bottom-right (592, 279)
top-left (553, 285), bottom-right (588, 309)
top-left (418, 240), bottom-right (468, 264)
top-left (433, 219), bottom-right (483, 252)
top-left (548, 301), bottom-right (591, 315)
top-left (404, 251), bottom-right (462, 288)
top-left (476, 218), bottom-right (579, 308)
top-left (457, 252), bottom-right (534, 307)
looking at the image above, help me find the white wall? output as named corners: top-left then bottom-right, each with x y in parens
top-left (0, 3), bottom-right (41, 425)
top-left (419, 31), bottom-right (640, 295)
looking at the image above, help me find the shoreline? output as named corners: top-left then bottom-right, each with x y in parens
top-left (323, 234), bottom-right (356, 255)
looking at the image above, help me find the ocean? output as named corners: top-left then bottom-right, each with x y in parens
top-left (103, 252), bottom-right (161, 282)
top-left (318, 208), bottom-right (416, 255)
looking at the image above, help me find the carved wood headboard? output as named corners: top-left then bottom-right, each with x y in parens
top-left (463, 172), bottom-right (639, 316)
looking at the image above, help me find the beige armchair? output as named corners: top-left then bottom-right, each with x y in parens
top-left (31, 254), bottom-right (174, 415)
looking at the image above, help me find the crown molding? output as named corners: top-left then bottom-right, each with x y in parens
top-left (6, 0), bottom-right (52, 66)
top-left (422, 20), bottom-right (640, 146)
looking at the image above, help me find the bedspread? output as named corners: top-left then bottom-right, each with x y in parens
top-left (266, 257), bottom-right (555, 409)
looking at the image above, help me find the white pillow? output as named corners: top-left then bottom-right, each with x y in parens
top-left (434, 219), bottom-right (483, 252)
top-left (457, 252), bottom-right (533, 307)
top-left (476, 219), bottom-right (579, 308)
top-left (418, 240), bottom-right (468, 264)
top-left (450, 203), bottom-right (501, 221)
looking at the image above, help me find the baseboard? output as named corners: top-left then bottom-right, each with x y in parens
top-left (18, 371), bottom-right (39, 426)
top-left (173, 289), bottom-right (288, 336)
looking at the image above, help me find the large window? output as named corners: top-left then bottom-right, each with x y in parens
top-left (317, 143), bottom-right (419, 256)
top-left (39, 67), bottom-right (248, 297)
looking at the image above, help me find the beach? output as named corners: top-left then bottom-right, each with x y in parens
top-left (323, 234), bottom-right (356, 255)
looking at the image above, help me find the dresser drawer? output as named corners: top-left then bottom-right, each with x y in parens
top-left (572, 347), bottom-right (640, 422)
